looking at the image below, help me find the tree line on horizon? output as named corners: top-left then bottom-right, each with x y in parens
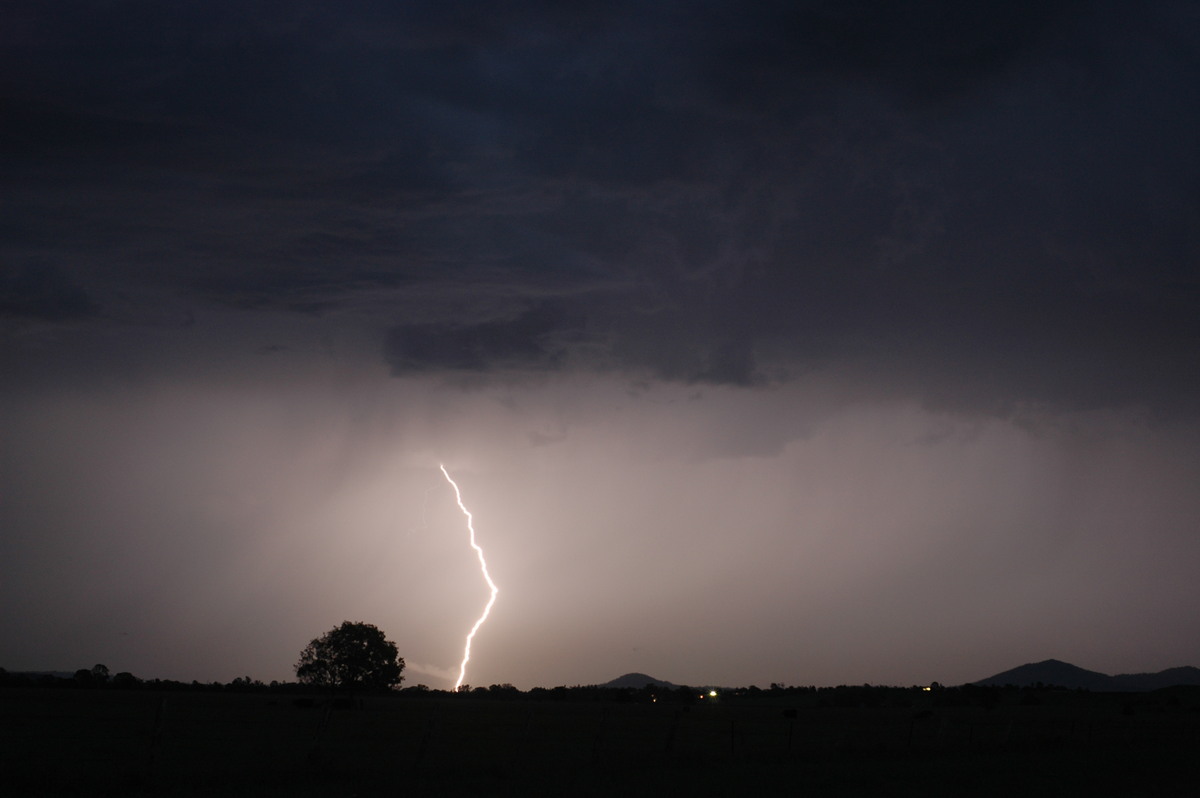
top-left (11, 664), bottom-right (1169, 713)
top-left (10, 621), bottom-right (1194, 704)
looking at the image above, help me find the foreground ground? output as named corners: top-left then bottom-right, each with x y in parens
top-left (2, 686), bottom-right (1197, 796)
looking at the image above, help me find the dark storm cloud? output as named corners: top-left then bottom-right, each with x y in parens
top-left (384, 303), bottom-right (582, 374)
top-left (3, 1), bottom-right (1198, 409)
top-left (192, 263), bottom-right (412, 314)
top-left (0, 262), bottom-right (96, 320)
top-left (693, 1), bottom-right (1088, 107)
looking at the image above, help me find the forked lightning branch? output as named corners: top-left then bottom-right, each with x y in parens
top-left (440, 464), bottom-right (500, 689)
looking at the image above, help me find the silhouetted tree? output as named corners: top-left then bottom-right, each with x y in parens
top-left (73, 664), bottom-right (110, 688)
top-left (111, 671), bottom-right (141, 689)
top-left (295, 621), bottom-right (404, 690)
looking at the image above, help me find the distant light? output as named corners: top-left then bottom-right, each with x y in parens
top-left (709, 690), bottom-right (718, 697)
top-left (922, 686), bottom-right (932, 692)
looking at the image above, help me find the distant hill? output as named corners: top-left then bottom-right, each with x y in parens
top-left (973, 659), bottom-right (1200, 691)
top-left (601, 673), bottom-right (678, 689)
top-left (1110, 666), bottom-right (1200, 691)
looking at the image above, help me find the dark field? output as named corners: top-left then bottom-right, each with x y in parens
top-left (2, 687), bottom-right (1197, 796)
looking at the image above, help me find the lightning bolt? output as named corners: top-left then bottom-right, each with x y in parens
top-left (440, 464), bottom-right (499, 690)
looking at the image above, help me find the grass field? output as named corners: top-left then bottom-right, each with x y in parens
top-left (2, 687), bottom-right (1197, 796)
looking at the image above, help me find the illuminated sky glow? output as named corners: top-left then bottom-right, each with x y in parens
top-left (1, 1), bottom-right (1198, 689)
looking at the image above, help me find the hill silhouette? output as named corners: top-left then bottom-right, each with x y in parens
top-left (601, 672), bottom-right (678, 689)
top-left (974, 659), bottom-right (1200, 691)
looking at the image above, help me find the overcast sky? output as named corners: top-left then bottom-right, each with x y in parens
top-left (3, 1), bottom-right (1199, 689)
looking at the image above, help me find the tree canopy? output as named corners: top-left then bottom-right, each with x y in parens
top-left (295, 621), bottom-right (404, 690)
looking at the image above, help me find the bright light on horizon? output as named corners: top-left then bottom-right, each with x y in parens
top-left (440, 464), bottom-right (500, 690)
